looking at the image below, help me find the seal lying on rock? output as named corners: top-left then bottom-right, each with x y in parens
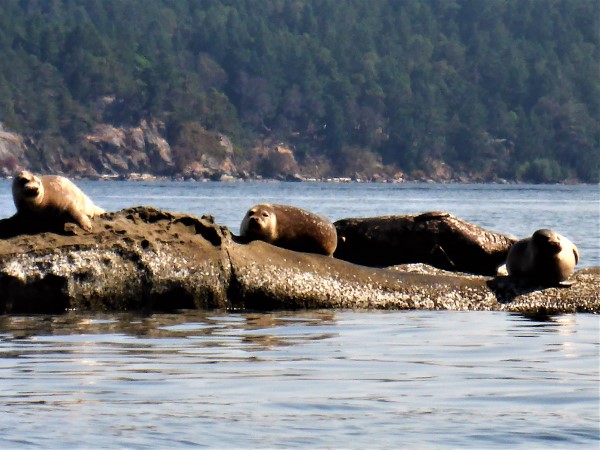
top-left (507, 229), bottom-right (579, 286)
top-left (12, 170), bottom-right (104, 232)
top-left (334, 212), bottom-right (517, 275)
top-left (240, 203), bottom-right (337, 256)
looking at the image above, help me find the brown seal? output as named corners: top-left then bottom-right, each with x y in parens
top-left (240, 203), bottom-right (337, 256)
top-left (334, 212), bottom-right (517, 275)
top-left (12, 170), bottom-right (105, 232)
top-left (507, 229), bottom-right (579, 286)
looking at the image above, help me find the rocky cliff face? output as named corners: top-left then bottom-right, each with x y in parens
top-left (0, 120), bottom-right (247, 179)
top-left (0, 125), bottom-right (28, 176)
top-left (83, 120), bottom-right (175, 176)
top-left (0, 119), bottom-right (314, 181)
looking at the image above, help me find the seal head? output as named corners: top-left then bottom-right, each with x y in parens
top-left (240, 204), bottom-right (278, 243)
top-left (13, 170), bottom-right (44, 203)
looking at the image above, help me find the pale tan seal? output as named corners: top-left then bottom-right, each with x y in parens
top-left (12, 170), bottom-right (105, 232)
top-left (240, 203), bottom-right (337, 256)
top-left (506, 229), bottom-right (579, 286)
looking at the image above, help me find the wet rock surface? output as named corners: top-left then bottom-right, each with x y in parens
top-left (0, 207), bottom-right (231, 313)
top-left (0, 207), bottom-right (598, 314)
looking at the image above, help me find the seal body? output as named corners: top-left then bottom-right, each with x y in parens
top-left (240, 203), bottom-right (337, 256)
top-left (507, 229), bottom-right (579, 286)
top-left (12, 170), bottom-right (105, 232)
top-left (334, 212), bottom-right (517, 275)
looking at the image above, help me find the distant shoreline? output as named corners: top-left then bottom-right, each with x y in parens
top-left (0, 173), bottom-right (593, 185)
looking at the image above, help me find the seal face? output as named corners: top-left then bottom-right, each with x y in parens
top-left (12, 170), bottom-right (105, 232)
top-left (507, 228), bottom-right (579, 286)
top-left (240, 203), bottom-right (337, 255)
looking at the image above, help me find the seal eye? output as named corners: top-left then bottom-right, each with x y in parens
top-left (262, 212), bottom-right (269, 218)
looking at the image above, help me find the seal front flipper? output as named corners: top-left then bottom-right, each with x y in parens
top-left (69, 208), bottom-right (94, 232)
top-left (428, 243), bottom-right (456, 271)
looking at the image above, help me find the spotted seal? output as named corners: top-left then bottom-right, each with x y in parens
top-left (333, 212), bottom-right (517, 275)
top-left (240, 203), bottom-right (337, 256)
top-left (506, 229), bottom-right (579, 286)
top-left (12, 170), bottom-right (105, 232)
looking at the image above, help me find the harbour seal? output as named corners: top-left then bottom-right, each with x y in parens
top-left (506, 229), bottom-right (579, 286)
top-left (12, 170), bottom-right (105, 232)
top-left (240, 203), bottom-right (337, 256)
top-left (334, 212), bottom-right (517, 275)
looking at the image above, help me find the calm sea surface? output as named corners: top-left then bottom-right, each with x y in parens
top-left (0, 181), bottom-right (598, 448)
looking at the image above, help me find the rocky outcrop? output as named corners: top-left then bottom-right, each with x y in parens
top-left (0, 124), bottom-right (27, 176)
top-left (0, 207), bottom-right (598, 314)
top-left (178, 133), bottom-right (240, 181)
top-left (250, 144), bottom-right (301, 180)
top-left (0, 120), bottom-right (177, 178)
top-left (0, 122), bottom-right (523, 183)
top-left (83, 120), bottom-right (174, 175)
top-left (0, 208), bottom-right (230, 312)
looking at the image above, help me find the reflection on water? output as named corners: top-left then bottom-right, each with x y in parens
top-left (0, 310), bottom-right (598, 448)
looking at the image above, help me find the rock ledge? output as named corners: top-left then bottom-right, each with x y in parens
top-left (0, 207), bottom-right (598, 314)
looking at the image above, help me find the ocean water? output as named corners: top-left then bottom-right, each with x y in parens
top-left (0, 180), bottom-right (598, 448)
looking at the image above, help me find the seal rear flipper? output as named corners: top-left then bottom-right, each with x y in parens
top-left (573, 246), bottom-right (580, 265)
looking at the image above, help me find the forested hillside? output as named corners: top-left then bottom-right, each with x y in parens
top-left (0, 0), bottom-right (598, 182)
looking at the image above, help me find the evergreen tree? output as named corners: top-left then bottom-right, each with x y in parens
top-left (0, 0), bottom-right (596, 182)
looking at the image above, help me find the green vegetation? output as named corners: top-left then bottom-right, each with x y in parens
top-left (0, 0), bottom-right (598, 182)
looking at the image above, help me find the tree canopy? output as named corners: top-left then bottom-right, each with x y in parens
top-left (0, 0), bottom-right (598, 182)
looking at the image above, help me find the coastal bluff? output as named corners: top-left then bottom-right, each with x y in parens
top-left (0, 207), bottom-right (598, 315)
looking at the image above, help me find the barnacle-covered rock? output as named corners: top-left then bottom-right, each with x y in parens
top-left (0, 207), bottom-right (598, 314)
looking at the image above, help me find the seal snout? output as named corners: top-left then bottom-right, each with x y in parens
top-left (17, 178), bottom-right (40, 197)
top-left (247, 210), bottom-right (269, 225)
top-left (22, 186), bottom-right (39, 197)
